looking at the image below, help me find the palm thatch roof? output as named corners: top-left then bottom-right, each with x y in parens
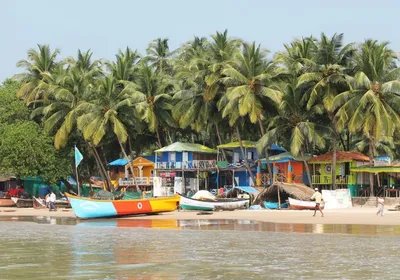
top-left (254, 182), bottom-right (314, 205)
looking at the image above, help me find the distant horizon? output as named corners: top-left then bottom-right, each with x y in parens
top-left (3, 0), bottom-right (400, 82)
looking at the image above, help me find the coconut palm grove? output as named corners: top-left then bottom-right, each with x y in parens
top-left (1, 30), bottom-right (400, 190)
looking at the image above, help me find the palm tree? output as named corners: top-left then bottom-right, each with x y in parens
top-left (219, 42), bottom-right (282, 180)
top-left (122, 63), bottom-right (175, 148)
top-left (257, 79), bottom-right (329, 187)
top-left (107, 47), bottom-right (141, 82)
top-left (297, 33), bottom-right (355, 189)
top-left (334, 39), bottom-right (400, 195)
top-left (32, 50), bottom-right (102, 148)
top-left (146, 38), bottom-right (173, 75)
top-left (15, 44), bottom-right (60, 103)
top-left (77, 76), bottom-right (144, 192)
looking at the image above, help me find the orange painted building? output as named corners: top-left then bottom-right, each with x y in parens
top-left (261, 152), bottom-right (312, 184)
top-left (108, 156), bottom-right (156, 186)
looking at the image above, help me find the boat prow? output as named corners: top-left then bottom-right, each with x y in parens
top-left (288, 198), bottom-right (325, 210)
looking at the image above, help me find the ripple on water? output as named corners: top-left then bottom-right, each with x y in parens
top-left (0, 217), bottom-right (400, 279)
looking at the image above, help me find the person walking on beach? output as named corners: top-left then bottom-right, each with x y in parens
top-left (311, 187), bottom-right (324, 217)
top-left (49, 190), bottom-right (57, 211)
top-left (376, 197), bottom-right (384, 216)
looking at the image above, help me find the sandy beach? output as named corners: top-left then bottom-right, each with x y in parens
top-left (1, 206), bottom-right (400, 226)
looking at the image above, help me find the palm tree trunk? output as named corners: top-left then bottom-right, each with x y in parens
top-left (368, 137), bottom-right (374, 196)
top-left (301, 150), bottom-right (313, 188)
top-left (236, 125), bottom-right (257, 186)
top-left (215, 123), bottom-right (228, 161)
top-left (155, 127), bottom-right (162, 148)
top-left (90, 145), bottom-right (113, 192)
top-left (258, 118), bottom-right (273, 184)
top-left (117, 139), bottom-right (140, 193)
top-left (332, 138), bottom-right (337, 190)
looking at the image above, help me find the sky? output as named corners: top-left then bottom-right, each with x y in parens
top-left (2, 0), bottom-right (400, 82)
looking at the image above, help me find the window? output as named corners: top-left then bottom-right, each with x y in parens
top-left (247, 151), bottom-right (254, 160)
top-left (169, 152), bottom-right (176, 162)
top-left (183, 152), bottom-right (188, 162)
top-left (233, 152), bottom-right (240, 163)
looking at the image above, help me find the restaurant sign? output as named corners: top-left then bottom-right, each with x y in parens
top-left (373, 156), bottom-right (391, 166)
top-left (160, 172), bottom-right (176, 177)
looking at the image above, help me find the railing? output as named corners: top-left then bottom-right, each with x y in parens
top-left (118, 177), bottom-right (154, 186)
top-left (312, 175), bottom-right (354, 185)
top-left (155, 160), bottom-right (217, 170)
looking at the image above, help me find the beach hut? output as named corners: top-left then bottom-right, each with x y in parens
top-left (260, 152), bottom-right (312, 185)
top-left (254, 182), bottom-right (315, 207)
top-left (217, 141), bottom-right (286, 187)
top-left (108, 156), bottom-right (157, 189)
top-left (308, 151), bottom-right (370, 192)
top-left (154, 142), bottom-right (218, 195)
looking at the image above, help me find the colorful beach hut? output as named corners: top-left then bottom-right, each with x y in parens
top-left (308, 151), bottom-right (370, 191)
top-left (108, 156), bottom-right (157, 188)
top-left (261, 152), bottom-right (312, 184)
top-left (154, 142), bottom-right (218, 194)
top-left (217, 141), bottom-right (286, 187)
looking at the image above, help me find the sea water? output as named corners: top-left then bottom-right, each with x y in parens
top-left (0, 216), bottom-right (399, 279)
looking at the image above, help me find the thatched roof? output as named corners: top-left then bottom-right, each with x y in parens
top-left (254, 182), bottom-right (314, 205)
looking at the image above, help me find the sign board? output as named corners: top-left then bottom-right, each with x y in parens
top-left (373, 156), bottom-right (391, 166)
top-left (322, 189), bottom-right (352, 209)
top-left (160, 172), bottom-right (176, 177)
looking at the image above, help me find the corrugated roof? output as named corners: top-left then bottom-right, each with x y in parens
top-left (155, 142), bottom-right (217, 153)
top-left (308, 151), bottom-right (370, 163)
top-left (260, 152), bottom-right (312, 163)
top-left (351, 166), bottom-right (400, 173)
top-left (108, 159), bottom-right (129, 166)
top-left (218, 141), bottom-right (286, 152)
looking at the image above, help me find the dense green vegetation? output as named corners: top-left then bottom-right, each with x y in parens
top-left (3, 31), bottom-right (400, 188)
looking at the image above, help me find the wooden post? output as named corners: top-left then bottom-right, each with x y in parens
top-left (277, 184), bottom-right (281, 210)
top-left (256, 161), bottom-right (261, 186)
top-left (287, 161), bottom-right (293, 183)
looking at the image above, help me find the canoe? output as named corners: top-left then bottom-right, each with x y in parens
top-left (65, 193), bottom-right (180, 219)
top-left (0, 197), bottom-right (15, 207)
top-left (264, 201), bottom-right (288, 209)
top-left (11, 197), bottom-right (33, 208)
top-left (178, 193), bottom-right (249, 211)
top-left (288, 198), bottom-right (325, 210)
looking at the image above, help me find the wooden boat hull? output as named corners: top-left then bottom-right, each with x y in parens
top-left (33, 197), bottom-right (70, 209)
top-left (288, 198), bottom-right (325, 210)
top-left (179, 194), bottom-right (249, 211)
top-left (0, 198), bottom-right (15, 207)
top-left (65, 193), bottom-right (179, 219)
top-left (11, 197), bottom-right (33, 208)
top-left (264, 201), bottom-right (288, 209)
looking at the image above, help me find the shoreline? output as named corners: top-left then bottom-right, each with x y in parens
top-left (1, 206), bottom-right (400, 226)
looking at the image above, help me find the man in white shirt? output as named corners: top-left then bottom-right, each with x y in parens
top-left (49, 190), bottom-right (57, 211)
top-left (311, 187), bottom-right (324, 217)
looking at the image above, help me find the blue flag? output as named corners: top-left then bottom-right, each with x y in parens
top-left (75, 146), bottom-right (83, 167)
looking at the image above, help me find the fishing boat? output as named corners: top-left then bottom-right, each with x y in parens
top-left (0, 197), bottom-right (15, 207)
top-left (178, 193), bottom-right (249, 211)
top-left (263, 201), bottom-right (289, 209)
top-left (65, 193), bottom-right (180, 219)
top-left (11, 197), bottom-right (33, 208)
top-left (288, 198), bottom-right (325, 210)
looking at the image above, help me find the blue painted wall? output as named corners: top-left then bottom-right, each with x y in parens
top-left (160, 151), bottom-right (194, 162)
top-left (231, 147), bottom-right (259, 162)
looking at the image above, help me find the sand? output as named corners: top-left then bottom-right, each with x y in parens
top-left (1, 206), bottom-right (400, 226)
